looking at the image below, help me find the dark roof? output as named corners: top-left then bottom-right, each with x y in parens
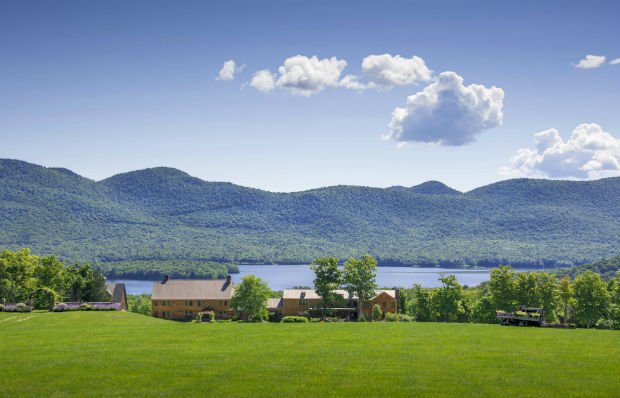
top-left (151, 279), bottom-right (234, 300)
top-left (105, 283), bottom-right (126, 303)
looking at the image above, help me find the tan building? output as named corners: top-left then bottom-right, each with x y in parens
top-left (105, 283), bottom-right (128, 311)
top-left (269, 288), bottom-right (398, 319)
top-left (151, 275), bottom-right (234, 320)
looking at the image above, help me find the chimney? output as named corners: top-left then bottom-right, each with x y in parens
top-left (226, 275), bottom-right (232, 284)
top-left (163, 275), bottom-right (169, 283)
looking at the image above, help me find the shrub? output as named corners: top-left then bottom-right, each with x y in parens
top-left (268, 311), bottom-right (283, 323)
top-left (3, 303), bottom-right (32, 313)
top-left (53, 303), bottom-right (81, 312)
top-left (595, 318), bottom-right (614, 330)
top-left (281, 316), bottom-right (308, 323)
top-left (384, 312), bottom-right (399, 322)
top-left (310, 317), bottom-right (321, 322)
top-left (0, 304), bottom-right (3, 312)
top-left (372, 304), bottom-right (382, 321)
top-left (398, 314), bottom-right (413, 322)
top-left (357, 312), bottom-right (366, 322)
top-left (80, 303), bottom-right (91, 311)
top-left (90, 303), bottom-right (121, 311)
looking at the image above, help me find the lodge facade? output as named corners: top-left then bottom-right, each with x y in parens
top-left (151, 275), bottom-right (398, 320)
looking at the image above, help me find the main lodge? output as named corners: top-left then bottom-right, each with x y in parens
top-left (151, 275), bottom-right (398, 320)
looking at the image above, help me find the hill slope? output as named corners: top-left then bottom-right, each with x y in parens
top-left (0, 159), bottom-right (618, 276)
top-left (553, 255), bottom-right (620, 280)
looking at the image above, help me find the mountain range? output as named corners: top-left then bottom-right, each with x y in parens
top-left (0, 159), bottom-right (618, 278)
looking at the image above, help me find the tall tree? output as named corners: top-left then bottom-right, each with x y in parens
top-left (489, 265), bottom-right (517, 312)
top-left (310, 256), bottom-right (342, 320)
top-left (342, 254), bottom-right (377, 320)
top-left (435, 274), bottom-right (463, 322)
top-left (230, 275), bottom-right (270, 321)
top-left (533, 272), bottom-right (558, 322)
top-left (515, 272), bottom-right (538, 307)
top-left (407, 284), bottom-right (437, 321)
top-left (572, 271), bottom-right (609, 328)
top-left (558, 276), bottom-right (573, 324)
top-left (0, 248), bottom-right (38, 303)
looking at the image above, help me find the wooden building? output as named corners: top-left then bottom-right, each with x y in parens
top-left (151, 275), bottom-right (234, 320)
top-left (105, 283), bottom-right (128, 311)
top-left (269, 288), bottom-right (398, 319)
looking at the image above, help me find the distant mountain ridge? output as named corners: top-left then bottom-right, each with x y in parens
top-left (0, 159), bottom-right (618, 277)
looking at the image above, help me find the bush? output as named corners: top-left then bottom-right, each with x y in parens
top-left (595, 318), bottom-right (615, 330)
top-left (80, 303), bottom-right (91, 311)
top-left (358, 312), bottom-right (366, 322)
top-left (281, 316), bottom-right (308, 323)
top-left (52, 303), bottom-right (81, 312)
top-left (90, 303), bottom-right (121, 311)
top-left (0, 304), bottom-right (3, 312)
top-left (268, 311), bottom-right (283, 323)
top-left (310, 317), bottom-right (321, 322)
top-left (384, 312), bottom-right (399, 322)
top-left (3, 303), bottom-right (32, 312)
top-left (398, 314), bottom-right (413, 322)
top-left (372, 304), bottom-right (382, 321)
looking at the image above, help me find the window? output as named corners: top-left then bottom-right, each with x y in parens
top-left (189, 300), bottom-right (193, 306)
top-left (382, 302), bottom-right (386, 308)
top-left (166, 311), bottom-right (170, 318)
top-left (299, 299), bottom-right (309, 306)
top-left (153, 311), bottom-right (158, 317)
top-left (224, 301), bottom-right (227, 306)
top-left (153, 301), bottom-right (158, 306)
top-left (167, 301), bottom-right (171, 306)
top-left (184, 300), bottom-right (188, 306)
top-left (219, 301), bottom-right (223, 306)
top-left (391, 302), bottom-right (396, 308)
top-left (363, 301), bottom-right (369, 309)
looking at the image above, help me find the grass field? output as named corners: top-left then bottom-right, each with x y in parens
top-left (1, 312), bottom-right (619, 397)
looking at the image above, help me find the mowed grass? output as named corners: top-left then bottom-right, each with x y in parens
top-left (1, 312), bottom-right (619, 397)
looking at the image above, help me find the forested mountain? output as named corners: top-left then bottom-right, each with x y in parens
top-left (553, 255), bottom-right (620, 281)
top-left (1, 159), bottom-right (618, 277)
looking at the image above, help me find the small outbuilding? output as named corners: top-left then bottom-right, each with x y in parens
top-left (105, 283), bottom-right (128, 311)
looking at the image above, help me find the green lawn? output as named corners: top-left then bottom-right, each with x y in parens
top-left (1, 312), bottom-right (618, 397)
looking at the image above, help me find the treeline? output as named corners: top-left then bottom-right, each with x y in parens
top-left (0, 248), bottom-right (108, 309)
top-left (400, 266), bottom-right (620, 329)
top-left (94, 260), bottom-right (239, 280)
top-left (553, 255), bottom-right (620, 281)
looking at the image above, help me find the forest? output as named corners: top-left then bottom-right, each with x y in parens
top-left (0, 159), bottom-right (618, 278)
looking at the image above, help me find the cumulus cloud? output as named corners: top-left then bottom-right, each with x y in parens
top-left (362, 54), bottom-right (432, 89)
top-left (382, 71), bottom-right (504, 146)
top-left (499, 123), bottom-right (620, 178)
top-left (609, 58), bottom-right (620, 65)
top-left (338, 74), bottom-right (376, 90)
top-left (249, 69), bottom-right (276, 92)
top-left (574, 55), bottom-right (606, 69)
top-left (216, 60), bottom-right (245, 81)
top-left (273, 55), bottom-right (347, 96)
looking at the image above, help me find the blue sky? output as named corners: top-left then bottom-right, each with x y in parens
top-left (1, 1), bottom-right (618, 192)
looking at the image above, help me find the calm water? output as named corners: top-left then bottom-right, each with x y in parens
top-left (109, 264), bottom-right (492, 295)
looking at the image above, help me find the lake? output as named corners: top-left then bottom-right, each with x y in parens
top-left (109, 264), bottom-right (493, 295)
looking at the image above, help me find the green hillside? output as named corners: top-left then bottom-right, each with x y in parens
top-left (554, 255), bottom-right (620, 280)
top-left (1, 311), bottom-right (618, 398)
top-left (0, 159), bottom-right (618, 277)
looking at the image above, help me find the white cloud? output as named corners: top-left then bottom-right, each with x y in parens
top-left (249, 69), bottom-right (276, 92)
top-left (338, 74), bottom-right (376, 91)
top-left (275, 55), bottom-right (347, 96)
top-left (609, 57), bottom-right (620, 65)
top-left (362, 54), bottom-right (433, 89)
top-left (499, 123), bottom-right (620, 178)
top-left (383, 71), bottom-right (504, 146)
top-left (217, 60), bottom-right (245, 80)
top-left (574, 54), bottom-right (606, 69)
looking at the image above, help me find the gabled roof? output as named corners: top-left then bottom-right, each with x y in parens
top-left (151, 279), bottom-right (234, 300)
top-left (282, 289), bottom-right (396, 300)
top-left (105, 283), bottom-right (126, 303)
top-left (267, 298), bottom-right (283, 309)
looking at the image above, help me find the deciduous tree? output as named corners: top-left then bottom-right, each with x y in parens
top-left (231, 275), bottom-right (270, 321)
top-left (342, 254), bottom-right (377, 319)
top-left (310, 256), bottom-right (342, 319)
